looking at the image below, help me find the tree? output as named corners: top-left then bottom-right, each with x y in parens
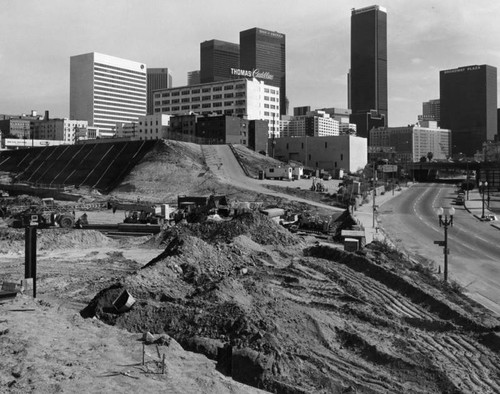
top-left (420, 156), bottom-right (427, 162)
top-left (427, 152), bottom-right (434, 162)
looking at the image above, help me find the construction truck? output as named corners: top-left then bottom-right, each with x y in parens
top-left (122, 203), bottom-right (174, 225)
top-left (3, 197), bottom-right (109, 229)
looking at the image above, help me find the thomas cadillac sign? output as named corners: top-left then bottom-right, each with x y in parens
top-left (230, 68), bottom-right (274, 81)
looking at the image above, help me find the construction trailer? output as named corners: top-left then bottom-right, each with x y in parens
top-left (265, 166), bottom-right (293, 180)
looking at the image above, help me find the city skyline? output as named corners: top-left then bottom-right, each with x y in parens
top-left (2, 0), bottom-right (500, 127)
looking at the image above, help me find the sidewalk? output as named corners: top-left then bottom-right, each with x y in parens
top-left (464, 189), bottom-right (500, 231)
top-left (352, 185), bottom-right (409, 244)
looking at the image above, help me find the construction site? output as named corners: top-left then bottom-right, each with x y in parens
top-left (1, 139), bottom-right (500, 393)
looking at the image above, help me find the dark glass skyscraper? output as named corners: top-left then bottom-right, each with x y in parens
top-left (349, 5), bottom-right (388, 138)
top-left (440, 64), bottom-right (497, 156)
top-left (240, 27), bottom-right (286, 115)
top-left (200, 39), bottom-right (240, 83)
top-left (147, 68), bottom-right (172, 115)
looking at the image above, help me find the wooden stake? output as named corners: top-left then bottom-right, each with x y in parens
top-left (162, 354), bottom-right (166, 374)
top-left (142, 342), bottom-right (145, 365)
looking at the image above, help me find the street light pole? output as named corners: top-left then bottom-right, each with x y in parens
top-left (479, 181), bottom-right (488, 218)
top-left (435, 207), bottom-right (455, 282)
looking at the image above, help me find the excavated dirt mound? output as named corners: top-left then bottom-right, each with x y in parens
top-left (0, 228), bottom-right (112, 254)
top-left (81, 212), bottom-right (500, 394)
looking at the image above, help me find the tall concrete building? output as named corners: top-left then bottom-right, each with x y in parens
top-left (349, 5), bottom-right (388, 138)
top-left (200, 40), bottom-right (240, 83)
top-left (147, 68), bottom-right (172, 115)
top-left (70, 52), bottom-right (147, 132)
top-left (440, 65), bottom-right (497, 156)
top-left (239, 27), bottom-right (286, 115)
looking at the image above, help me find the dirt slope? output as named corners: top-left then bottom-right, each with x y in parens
top-left (81, 213), bottom-right (500, 393)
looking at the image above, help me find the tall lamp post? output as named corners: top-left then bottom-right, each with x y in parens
top-left (479, 181), bottom-right (488, 218)
top-left (435, 206), bottom-right (455, 282)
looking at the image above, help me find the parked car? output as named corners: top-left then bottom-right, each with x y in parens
top-left (482, 215), bottom-right (497, 222)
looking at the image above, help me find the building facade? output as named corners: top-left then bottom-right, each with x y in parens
top-left (440, 64), bottom-right (497, 156)
top-left (0, 118), bottom-right (31, 139)
top-left (31, 118), bottom-right (88, 143)
top-left (271, 135), bottom-right (367, 173)
top-left (420, 99), bottom-right (440, 125)
top-left (187, 70), bottom-right (200, 86)
top-left (152, 78), bottom-right (280, 138)
top-left (369, 122), bottom-right (451, 163)
top-left (240, 27), bottom-right (286, 115)
top-left (147, 68), bottom-right (172, 115)
top-left (281, 111), bottom-right (339, 137)
top-left (70, 52), bottom-right (147, 132)
top-left (349, 5), bottom-right (388, 138)
top-left (200, 40), bottom-right (240, 83)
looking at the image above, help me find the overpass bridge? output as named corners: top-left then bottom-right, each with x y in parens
top-left (406, 161), bottom-right (499, 189)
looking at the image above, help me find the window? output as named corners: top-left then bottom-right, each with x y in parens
top-left (181, 98), bottom-right (190, 103)
top-left (155, 101), bottom-right (161, 106)
top-left (171, 91), bottom-right (180, 96)
top-left (264, 88), bottom-right (270, 93)
top-left (202, 88), bottom-right (211, 93)
top-left (202, 103), bottom-right (211, 108)
top-left (154, 93), bottom-right (161, 98)
top-left (161, 100), bottom-right (170, 105)
top-left (172, 99), bottom-right (179, 104)
top-left (162, 92), bottom-right (170, 97)
top-left (213, 86), bottom-right (222, 91)
top-left (213, 102), bottom-right (222, 107)
top-left (224, 101), bottom-right (233, 106)
top-left (224, 93), bottom-right (234, 98)
top-left (181, 90), bottom-right (190, 95)
top-left (191, 104), bottom-right (200, 109)
top-left (213, 94), bottom-right (222, 99)
top-left (192, 96), bottom-right (200, 102)
top-left (181, 105), bottom-right (190, 110)
top-left (264, 96), bottom-right (270, 101)
top-left (172, 106), bottom-right (179, 111)
top-left (235, 84), bottom-right (245, 89)
top-left (235, 92), bottom-right (245, 97)
top-left (224, 85), bottom-right (233, 90)
top-left (264, 104), bottom-right (270, 108)
top-left (202, 96), bottom-right (211, 101)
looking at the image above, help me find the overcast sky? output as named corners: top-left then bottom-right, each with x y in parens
top-left (2, 0), bottom-right (500, 126)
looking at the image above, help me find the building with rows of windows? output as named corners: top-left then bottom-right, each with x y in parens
top-left (70, 52), bottom-right (147, 133)
top-left (153, 78), bottom-right (280, 138)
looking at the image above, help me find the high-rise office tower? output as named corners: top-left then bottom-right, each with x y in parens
top-left (70, 52), bottom-right (147, 132)
top-left (240, 27), bottom-right (286, 115)
top-left (440, 64), bottom-right (497, 156)
top-left (187, 70), bottom-right (200, 86)
top-left (421, 99), bottom-right (440, 125)
top-left (200, 39), bottom-right (239, 83)
top-left (349, 5), bottom-right (388, 138)
top-left (147, 68), bottom-right (172, 115)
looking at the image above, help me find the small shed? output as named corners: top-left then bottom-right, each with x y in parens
top-left (341, 230), bottom-right (366, 249)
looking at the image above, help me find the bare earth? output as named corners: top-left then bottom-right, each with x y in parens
top-left (1, 140), bottom-right (500, 393)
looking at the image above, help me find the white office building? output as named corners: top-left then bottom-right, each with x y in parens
top-left (70, 52), bottom-right (147, 132)
top-left (153, 78), bottom-right (280, 138)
